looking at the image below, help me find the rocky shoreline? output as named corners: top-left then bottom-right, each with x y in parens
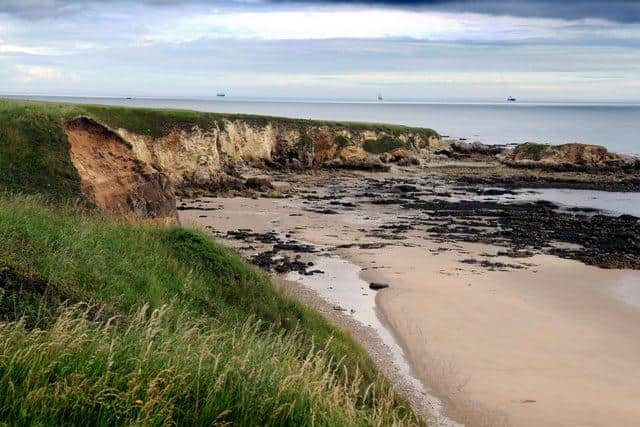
top-left (177, 166), bottom-right (640, 427)
top-left (59, 111), bottom-right (640, 218)
top-left (184, 166), bottom-right (640, 271)
top-left (59, 109), bottom-right (640, 425)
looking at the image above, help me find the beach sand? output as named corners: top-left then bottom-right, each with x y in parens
top-left (179, 174), bottom-right (640, 426)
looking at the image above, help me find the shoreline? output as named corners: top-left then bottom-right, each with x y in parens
top-left (179, 200), bottom-right (458, 425)
top-left (178, 168), bottom-right (640, 426)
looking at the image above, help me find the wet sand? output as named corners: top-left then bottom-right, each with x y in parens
top-left (178, 172), bottom-right (640, 426)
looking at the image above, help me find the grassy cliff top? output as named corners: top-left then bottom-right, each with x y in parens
top-left (0, 195), bottom-right (422, 425)
top-left (0, 98), bottom-right (438, 200)
top-left (2, 98), bottom-right (439, 138)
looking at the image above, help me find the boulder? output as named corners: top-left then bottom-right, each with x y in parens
top-left (499, 142), bottom-right (640, 171)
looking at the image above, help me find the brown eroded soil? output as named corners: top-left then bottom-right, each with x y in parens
top-left (64, 117), bottom-right (175, 217)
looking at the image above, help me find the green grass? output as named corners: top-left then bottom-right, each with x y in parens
top-left (520, 143), bottom-right (549, 156)
top-left (0, 100), bottom-right (82, 199)
top-left (0, 195), bottom-right (422, 425)
top-left (0, 98), bottom-right (430, 424)
top-left (0, 98), bottom-right (437, 201)
top-left (335, 134), bottom-right (352, 148)
top-left (363, 136), bottom-right (406, 154)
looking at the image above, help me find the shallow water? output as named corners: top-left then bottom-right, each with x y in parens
top-left (472, 188), bottom-right (640, 217)
top-left (287, 254), bottom-right (459, 427)
top-left (613, 273), bottom-right (640, 310)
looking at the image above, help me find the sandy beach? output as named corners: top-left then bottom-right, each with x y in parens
top-left (179, 170), bottom-right (640, 426)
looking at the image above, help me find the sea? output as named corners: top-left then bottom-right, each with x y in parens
top-left (6, 95), bottom-right (640, 155)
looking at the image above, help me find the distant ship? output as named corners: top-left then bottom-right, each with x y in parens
top-left (125, 97), bottom-right (133, 100)
top-left (377, 94), bottom-right (383, 101)
top-left (216, 92), bottom-right (226, 97)
top-left (507, 96), bottom-right (517, 102)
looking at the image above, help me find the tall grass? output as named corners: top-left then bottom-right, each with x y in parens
top-left (0, 195), bottom-right (423, 425)
top-left (0, 303), bottom-right (409, 426)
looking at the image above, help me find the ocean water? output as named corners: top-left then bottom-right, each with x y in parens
top-left (469, 188), bottom-right (640, 217)
top-left (7, 95), bottom-right (640, 155)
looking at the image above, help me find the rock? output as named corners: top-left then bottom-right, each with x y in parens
top-left (394, 184), bottom-right (418, 193)
top-left (244, 177), bottom-right (274, 191)
top-left (499, 142), bottom-right (640, 172)
top-left (435, 140), bottom-right (506, 161)
top-left (379, 152), bottom-right (393, 163)
top-left (397, 156), bottom-right (420, 166)
top-left (369, 282), bottom-right (390, 290)
top-left (325, 157), bottom-right (390, 172)
top-left (64, 116), bottom-right (176, 218)
top-left (450, 140), bottom-right (505, 155)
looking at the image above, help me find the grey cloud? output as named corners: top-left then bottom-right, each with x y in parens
top-left (3, 0), bottom-right (640, 23)
top-left (267, 0), bottom-right (640, 23)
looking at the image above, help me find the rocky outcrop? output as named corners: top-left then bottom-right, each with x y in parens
top-left (64, 117), bottom-right (176, 218)
top-left (117, 119), bottom-right (439, 188)
top-left (63, 115), bottom-right (440, 217)
top-left (434, 140), bottom-right (507, 162)
top-left (499, 143), bottom-right (640, 171)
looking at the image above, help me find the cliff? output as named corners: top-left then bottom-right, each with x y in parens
top-left (0, 99), bottom-right (440, 217)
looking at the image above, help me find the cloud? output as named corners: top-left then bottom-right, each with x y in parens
top-left (151, 8), bottom-right (637, 44)
top-left (16, 65), bottom-right (61, 82)
top-left (2, 0), bottom-right (640, 23)
top-left (267, 0), bottom-right (640, 23)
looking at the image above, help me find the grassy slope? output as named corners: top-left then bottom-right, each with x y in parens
top-left (0, 98), bottom-right (429, 424)
top-left (0, 196), bottom-right (422, 425)
top-left (0, 98), bottom-right (438, 198)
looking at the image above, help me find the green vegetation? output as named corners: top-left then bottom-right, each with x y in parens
top-left (363, 136), bottom-right (406, 154)
top-left (335, 134), bottom-right (352, 148)
top-left (0, 196), bottom-right (421, 425)
top-left (521, 143), bottom-right (549, 156)
top-left (0, 100), bottom-right (82, 199)
top-left (296, 133), bottom-right (314, 152)
top-left (0, 98), bottom-right (430, 424)
top-left (0, 98), bottom-right (437, 200)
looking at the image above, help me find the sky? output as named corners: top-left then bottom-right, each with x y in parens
top-left (1, 0), bottom-right (639, 102)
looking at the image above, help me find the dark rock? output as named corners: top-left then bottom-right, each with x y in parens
top-left (245, 177), bottom-right (274, 191)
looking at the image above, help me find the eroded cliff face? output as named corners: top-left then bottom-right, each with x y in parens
top-left (117, 119), bottom-right (441, 187)
top-left (64, 117), bottom-right (176, 218)
top-left (63, 115), bottom-right (440, 217)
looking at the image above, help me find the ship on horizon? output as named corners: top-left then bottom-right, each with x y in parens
top-left (507, 96), bottom-right (517, 102)
top-left (217, 92), bottom-right (226, 97)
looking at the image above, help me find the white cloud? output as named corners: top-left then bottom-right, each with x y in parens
top-left (0, 39), bottom-right (49, 55)
top-left (143, 8), bottom-right (638, 43)
top-left (16, 65), bottom-right (61, 82)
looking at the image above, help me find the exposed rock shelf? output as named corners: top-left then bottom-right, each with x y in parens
top-left (62, 114), bottom-right (440, 217)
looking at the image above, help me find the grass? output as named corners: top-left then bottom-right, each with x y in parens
top-left (0, 100), bottom-right (82, 199)
top-left (519, 143), bottom-right (549, 156)
top-left (335, 134), bottom-right (352, 148)
top-left (0, 97), bottom-right (430, 424)
top-left (0, 98), bottom-right (437, 201)
top-left (0, 195), bottom-right (422, 425)
top-left (363, 136), bottom-right (406, 154)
